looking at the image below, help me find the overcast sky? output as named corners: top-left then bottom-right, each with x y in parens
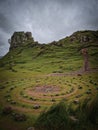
top-left (0, 0), bottom-right (98, 56)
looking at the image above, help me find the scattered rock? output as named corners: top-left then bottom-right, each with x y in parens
top-left (69, 116), bottom-right (79, 123)
top-left (73, 99), bottom-right (79, 104)
top-left (89, 80), bottom-right (93, 84)
top-left (29, 97), bottom-right (34, 100)
top-left (51, 99), bottom-right (56, 102)
top-left (4, 94), bottom-right (11, 98)
top-left (33, 105), bottom-right (41, 109)
top-left (11, 100), bottom-right (16, 104)
top-left (7, 98), bottom-right (11, 102)
top-left (77, 74), bottom-right (82, 76)
top-left (88, 88), bottom-right (91, 91)
top-left (13, 113), bottom-right (27, 121)
top-left (96, 87), bottom-right (98, 90)
top-left (2, 106), bottom-right (12, 115)
top-left (55, 94), bottom-right (59, 96)
top-left (94, 83), bottom-right (97, 85)
top-left (27, 127), bottom-right (35, 130)
top-left (23, 94), bottom-right (28, 98)
top-left (86, 91), bottom-right (91, 94)
top-left (76, 94), bottom-right (82, 98)
top-left (0, 86), bottom-right (5, 89)
top-left (10, 87), bottom-right (14, 90)
top-left (78, 86), bottom-right (82, 89)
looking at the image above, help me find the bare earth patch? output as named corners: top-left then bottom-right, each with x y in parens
top-left (33, 85), bottom-right (60, 93)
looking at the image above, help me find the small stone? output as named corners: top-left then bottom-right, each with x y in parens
top-left (73, 99), bottom-right (79, 104)
top-left (96, 88), bottom-right (98, 90)
top-left (33, 105), bottom-right (40, 109)
top-left (0, 86), bottom-right (5, 89)
top-left (7, 98), bottom-right (11, 102)
top-left (10, 87), bottom-right (14, 90)
top-left (29, 97), bottom-right (34, 100)
top-left (76, 94), bottom-right (82, 98)
top-left (11, 101), bottom-right (16, 104)
top-left (3, 106), bottom-right (12, 115)
top-left (69, 116), bottom-right (79, 123)
top-left (77, 74), bottom-right (82, 76)
top-left (23, 95), bottom-right (28, 98)
top-left (27, 127), bottom-right (35, 130)
top-left (78, 86), bottom-right (82, 89)
top-left (86, 91), bottom-right (91, 94)
top-left (51, 99), bottom-right (56, 102)
top-left (13, 113), bottom-right (27, 121)
top-left (4, 95), bottom-right (11, 98)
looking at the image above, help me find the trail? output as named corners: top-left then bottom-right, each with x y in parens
top-left (48, 68), bottom-right (98, 77)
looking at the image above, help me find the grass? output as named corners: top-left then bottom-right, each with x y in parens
top-left (34, 96), bottom-right (98, 130)
top-left (0, 72), bottom-right (98, 130)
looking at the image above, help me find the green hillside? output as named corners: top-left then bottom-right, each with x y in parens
top-left (0, 30), bottom-right (98, 75)
top-left (0, 30), bottom-right (98, 130)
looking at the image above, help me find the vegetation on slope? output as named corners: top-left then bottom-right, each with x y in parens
top-left (0, 30), bottom-right (98, 74)
top-left (34, 95), bottom-right (98, 130)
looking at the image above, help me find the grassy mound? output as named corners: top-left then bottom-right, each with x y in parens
top-left (34, 95), bottom-right (98, 130)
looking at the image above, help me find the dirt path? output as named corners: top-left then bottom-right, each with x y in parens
top-left (48, 68), bottom-right (98, 77)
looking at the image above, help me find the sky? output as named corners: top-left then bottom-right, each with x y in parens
top-left (0, 0), bottom-right (98, 56)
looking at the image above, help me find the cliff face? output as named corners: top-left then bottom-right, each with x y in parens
top-left (8, 31), bottom-right (34, 50)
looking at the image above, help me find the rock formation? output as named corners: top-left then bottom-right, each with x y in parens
top-left (70, 30), bottom-right (98, 43)
top-left (81, 48), bottom-right (89, 71)
top-left (8, 31), bottom-right (34, 50)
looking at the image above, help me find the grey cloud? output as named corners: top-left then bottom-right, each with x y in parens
top-left (0, 13), bottom-right (16, 33)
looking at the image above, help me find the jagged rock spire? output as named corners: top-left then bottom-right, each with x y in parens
top-left (9, 31), bottom-right (34, 50)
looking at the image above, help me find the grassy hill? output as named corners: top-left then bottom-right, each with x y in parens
top-left (0, 30), bottom-right (98, 75)
top-left (0, 30), bottom-right (98, 130)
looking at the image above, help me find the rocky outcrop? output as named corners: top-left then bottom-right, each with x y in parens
top-left (70, 35), bottom-right (90, 42)
top-left (8, 31), bottom-right (34, 50)
top-left (70, 30), bottom-right (98, 43)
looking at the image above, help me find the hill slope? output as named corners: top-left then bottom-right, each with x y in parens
top-left (0, 30), bottom-right (98, 130)
top-left (0, 30), bottom-right (98, 75)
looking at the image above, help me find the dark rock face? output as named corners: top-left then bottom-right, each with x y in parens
top-left (9, 31), bottom-right (34, 50)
